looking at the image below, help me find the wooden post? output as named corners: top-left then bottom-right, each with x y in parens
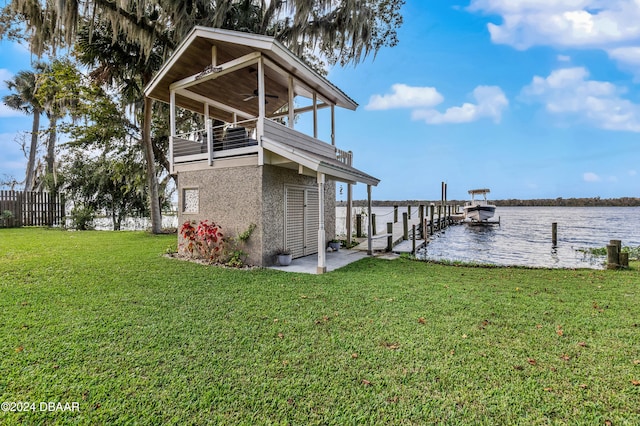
top-left (429, 205), bottom-right (434, 235)
top-left (386, 222), bottom-right (393, 252)
top-left (552, 222), bottom-right (557, 246)
top-left (611, 239), bottom-right (622, 254)
top-left (371, 214), bottom-right (377, 236)
top-left (408, 206), bottom-right (411, 220)
top-left (419, 204), bottom-right (425, 225)
top-left (394, 205), bottom-right (398, 223)
top-left (346, 184), bottom-right (352, 245)
top-left (403, 212), bottom-right (408, 241)
top-left (423, 218), bottom-right (428, 241)
top-left (367, 185), bottom-right (373, 256)
top-left (619, 251), bottom-right (629, 269)
top-left (412, 224), bottom-right (416, 254)
top-left (607, 243), bottom-right (619, 269)
top-left (356, 214), bottom-right (362, 238)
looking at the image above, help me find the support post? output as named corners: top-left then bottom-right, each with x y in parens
top-left (313, 91), bottom-right (318, 139)
top-left (317, 172), bottom-right (326, 274)
top-left (367, 185), bottom-right (373, 255)
top-left (412, 225), bottom-right (416, 254)
top-left (356, 214), bottom-right (362, 238)
top-left (288, 76), bottom-right (295, 129)
top-left (552, 222), bottom-right (557, 247)
top-left (169, 90), bottom-right (176, 174)
top-left (429, 205), bottom-right (434, 235)
top-left (346, 184), bottom-right (352, 245)
top-left (387, 222), bottom-right (393, 252)
top-left (403, 212), bottom-right (408, 241)
top-left (207, 119), bottom-right (213, 166)
top-left (257, 57), bottom-right (265, 165)
top-left (371, 214), bottom-right (376, 236)
top-left (607, 243), bottom-right (619, 270)
top-left (394, 205), bottom-right (398, 223)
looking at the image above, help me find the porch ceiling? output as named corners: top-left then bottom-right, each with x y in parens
top-left (144, 27), bottom-right (358, 120)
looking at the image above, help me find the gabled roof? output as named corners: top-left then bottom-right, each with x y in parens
top-left (144, 27), bottom-right (358, 118)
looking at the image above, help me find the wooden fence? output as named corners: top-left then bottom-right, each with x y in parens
top-left (0, 190), bottom-right (65, 228)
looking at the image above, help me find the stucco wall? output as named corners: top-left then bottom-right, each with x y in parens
top-left (178, 163), bottom-right (336, 267)
top-left (178, 165), bottom-right (263, 266)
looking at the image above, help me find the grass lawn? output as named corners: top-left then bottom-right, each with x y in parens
top-left (1, 228), bottom-right (639, 425)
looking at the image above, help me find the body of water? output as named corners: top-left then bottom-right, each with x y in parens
top-left (337, 206), bottom-right (640, 269)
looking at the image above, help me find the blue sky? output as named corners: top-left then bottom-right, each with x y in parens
top-left (2, 1), bottom-right (640, 202)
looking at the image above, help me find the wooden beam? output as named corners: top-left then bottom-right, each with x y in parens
top-left (169, 51), bottom-right (261, 91)
top-left (176, 88), bottom-right (254, 121)
top-left (269, 102), bottom-right (331, 119)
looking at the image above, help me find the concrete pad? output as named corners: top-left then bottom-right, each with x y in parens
top-left (268, 249), bottom-right (370, 274)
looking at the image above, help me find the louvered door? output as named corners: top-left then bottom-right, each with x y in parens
top-left (285, 185), bottom-right (319, 258)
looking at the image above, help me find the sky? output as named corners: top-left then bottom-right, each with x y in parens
top-left (2, 1), bottom-right (640, 202)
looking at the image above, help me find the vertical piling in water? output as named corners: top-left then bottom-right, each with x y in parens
top-left (419, 205), bottom-right (425, 225)
top-left (423, 218), bottom-right (428, 241)
top-left (412, 225), bottom-right (416, 254)
top-left (394, 205), bottom-right (398, 223)
top-left (371, 214), bottom-right (376, 236)
top-left (386, 222), bottom-right (393, 252)
top-left (552, 222), bottom-right (558, 247)
top-left (429, 205), bottom-right (434, 235)
top-left (403, 212), bottom-right (408, 241)
top-left (356, 214), bottom-right (362, 238)
top-left (408, 206), bottom-right (411, 220)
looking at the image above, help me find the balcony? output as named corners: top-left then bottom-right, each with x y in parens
top-left (171, 117), bottom-right (352, 169)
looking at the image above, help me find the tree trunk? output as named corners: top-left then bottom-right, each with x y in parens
top-left (143, 96), bottom-right (162, 234)
top-left (45, 115), bottom-right (58, 192)
top-left (24, 109), bottom-right (41, 191)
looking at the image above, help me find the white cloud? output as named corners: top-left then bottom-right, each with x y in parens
top-left (607, 46), bottom-right (640, 80)
top-left (0, 104), bottom-right (26, 118)
top-left (412, 86), bottom-right (509, 124)
top-left (629, 170), bottom-right (637, 176)
top-left (583, 172), bottom-right (601, 182)
top-left (0, 68), bottom-right (13, 86)
top-left (366, 83), bottom-right (443, 110)
top-left (557, 54), bottom-right (571, 62)
top-left (521, 67), bottom-right (640, 132)
top-left (468, 1), bottom-right (640, 50)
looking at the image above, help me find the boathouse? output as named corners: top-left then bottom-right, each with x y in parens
top-left (144, 27), bottom-right (379, 272)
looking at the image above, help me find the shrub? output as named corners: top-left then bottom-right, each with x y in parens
top-left (70, 205), bottom-right (95, 230)
top-left (179, 220), bottom-right (224, 262)
top-left (179, 220), bottom-right (256, 267)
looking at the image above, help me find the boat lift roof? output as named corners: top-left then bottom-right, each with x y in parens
top-left (468, 188), bottom-right (490, 195)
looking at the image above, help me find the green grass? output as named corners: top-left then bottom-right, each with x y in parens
top-left (1, 228), bottom-right (639, 425)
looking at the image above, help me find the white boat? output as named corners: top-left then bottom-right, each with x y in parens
top-left (463, 188), bottom-right (496, 221)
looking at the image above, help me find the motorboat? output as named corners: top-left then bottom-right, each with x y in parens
top-left (463, 188), bottom-right (496, 221)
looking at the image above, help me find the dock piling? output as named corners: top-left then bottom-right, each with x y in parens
top-left (552, 222), bottom-right (557, 247)
top-left (403, 212), bottom-right (408, 241)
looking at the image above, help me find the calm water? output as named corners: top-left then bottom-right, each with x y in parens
top-left (337, 206), bottom-right (640, 269)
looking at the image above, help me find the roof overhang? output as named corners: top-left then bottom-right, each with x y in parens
top-left (262, 138), bottom-right (380, 187)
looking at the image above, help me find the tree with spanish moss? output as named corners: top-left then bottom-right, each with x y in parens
top-left (3, 0), bottom-right (405, 233)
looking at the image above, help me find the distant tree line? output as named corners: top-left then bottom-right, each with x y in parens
top-left (340, 197), bottom-right (640, 207)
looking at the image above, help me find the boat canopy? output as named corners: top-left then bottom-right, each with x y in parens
top-left (468, 188), bottom-right (490, 195)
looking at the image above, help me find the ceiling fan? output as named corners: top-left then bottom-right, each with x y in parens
top-left (242, 89), bottom-right (279, 102)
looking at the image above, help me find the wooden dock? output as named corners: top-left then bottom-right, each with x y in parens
top-left (352, 206), bottom-right (461, 254)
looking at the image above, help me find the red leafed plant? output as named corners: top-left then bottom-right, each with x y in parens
top-left (179, 220), bottom-right (225, 262)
